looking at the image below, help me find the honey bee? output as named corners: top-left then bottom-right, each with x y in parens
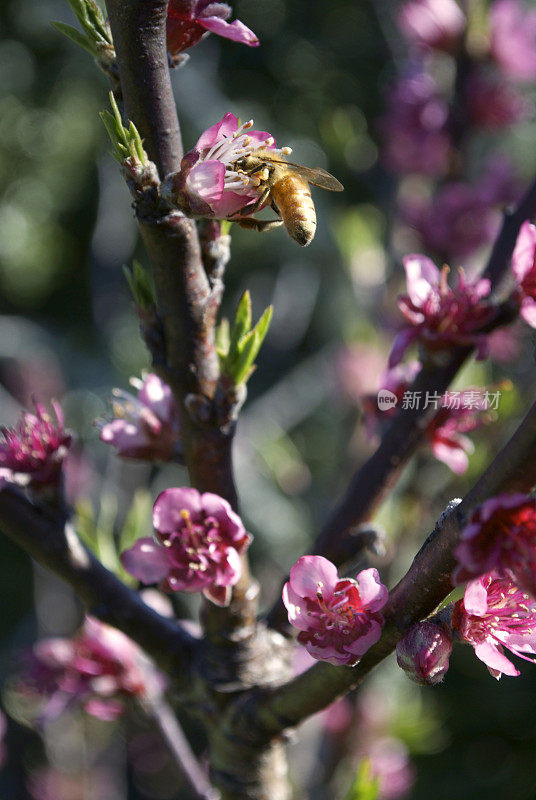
top-left (232, 149), bottom-right (344, 246)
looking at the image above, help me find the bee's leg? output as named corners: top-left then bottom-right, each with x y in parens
top-left (235, 218), bottom-right (283, 234)
top-left (243, 186), bottom-right (272, 215)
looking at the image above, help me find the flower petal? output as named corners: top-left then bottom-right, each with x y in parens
top-left (473, 641), bottom-right (519, 678)
top-left (153, 488), bottom-right (202, 533)
top-left (354, 568), bottom-right (389, 611)
top-left (199, 15), bottom-right (259, 45)
top-left (120, 538), bottom-right (171, 584)
top-left (289, 555), bottom-right (339, 599)
top-left (403, 254), bottom-right (439, 305)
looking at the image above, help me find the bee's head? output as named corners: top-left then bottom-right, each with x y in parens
top-left (233, 157), bottom-right (248, 172)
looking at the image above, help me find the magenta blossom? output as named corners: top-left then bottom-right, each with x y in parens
top-left (511, 220), bottom-right (536, 327)
top-left (453, 493), bottom-right (536, 597)
top-left (378, 72), bottom-right (451, 176)
top-left (282, 556), bottom-right (388, 666)
top-left (99, 373), bottom-right (181, 461)
top-left (166, 0), bottom-right (258, 58)
top-left (452, 571), bottom-right (536, 678)
top-left (121, 487), bottom-right (252, 607)
top-left (490, 0), bottom-right (536, 83)
top-left (0, 401), bottom-right (71, 488)
top-left (398, 0), bottom-right (465, 52)
top-left (165, 113), bottom-right (289, 219)
top-left (396, 621), bottom-right (452, 685)
top-left (389, 255), bottom-right (494, 367)
top-left (19, 617), bottom-right (166, 722)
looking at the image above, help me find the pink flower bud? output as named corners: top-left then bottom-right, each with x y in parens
top-left (396, 621), bottom-right (452, 685)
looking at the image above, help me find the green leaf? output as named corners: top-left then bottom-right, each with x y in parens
top-left (51, 21), bottom-right (98, 55)
top-left (216, 318), bottom-right (231, 360)
top-left (251, 304), bottom-right (273, 347)
top-left (66, 0), bottom-right (111, 43)
top-left (229, 291), bottom-right (252, 353)
top-left (344, 760), bottom-right (380, 800)
top-left (100, 92), bottom-right (147, 167)
top-left (221, 298), bottom-right (273, 386)
top-left (220, 220), bottom-right (232, 236)
top-left (95, 492), bottom-right (120, 572)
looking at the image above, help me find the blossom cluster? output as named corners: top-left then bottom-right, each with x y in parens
top-left (380, 0), bottom-right (536, 263)
top-left (18, 617), bottom-right (166, 722)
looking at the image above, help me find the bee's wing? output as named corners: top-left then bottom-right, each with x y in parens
top-left (287, 164), bottom-right (344, 192)
top-left (262, 155), bottom-right (344, 191)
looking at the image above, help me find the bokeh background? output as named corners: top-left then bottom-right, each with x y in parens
top-left (1, 0), bottom-right (536, 798)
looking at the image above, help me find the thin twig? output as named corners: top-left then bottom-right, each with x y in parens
top-left (148, 697), bottom-right (220, 800)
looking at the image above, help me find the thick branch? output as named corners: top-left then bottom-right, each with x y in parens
top-left (267, 174), bottom-right (536, 629)
top-left (0, 486), bottom-right (197, 681)
top-left (105, 0), bottom-right (249, 641)
top-left (252, 399), bottom-right (536, 736)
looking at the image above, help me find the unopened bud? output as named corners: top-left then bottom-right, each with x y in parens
top-left (396, 621), bottom-right (452, 685)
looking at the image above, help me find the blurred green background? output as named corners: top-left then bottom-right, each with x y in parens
top-left (1, 1), bottom-right (536, 799)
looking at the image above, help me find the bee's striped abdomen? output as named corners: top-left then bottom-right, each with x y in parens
top-left (272, 175), bottom-right (317, 246)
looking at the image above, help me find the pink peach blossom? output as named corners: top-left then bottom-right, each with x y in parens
top-left (166, 0), bottom-right (258, 57)
top-left (389, 255), bottom-right (494, 367)
top-left (282, 556), bottom-right (388, 666)
top-left (453, 493), bottom-right (536, 596)
top-left (167, 113), bottom-right (288, 219)
top-left (19, 617), bottom-right (166, 722)
top-left (99, 373), bottom-right (181, 461)
top-left (0, 401), bottom-right (71, 488)
top-left (452, 571), bottom-right (536, 678)
top-left (121, 487), bottom-right (252, 607)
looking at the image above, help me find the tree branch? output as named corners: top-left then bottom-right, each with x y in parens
top-left (267, 174), bottom-right (536, 629)
top-left (251, 398), bottom-right (536, 737)
top-left (0, 486), bottom-right (197, 682)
